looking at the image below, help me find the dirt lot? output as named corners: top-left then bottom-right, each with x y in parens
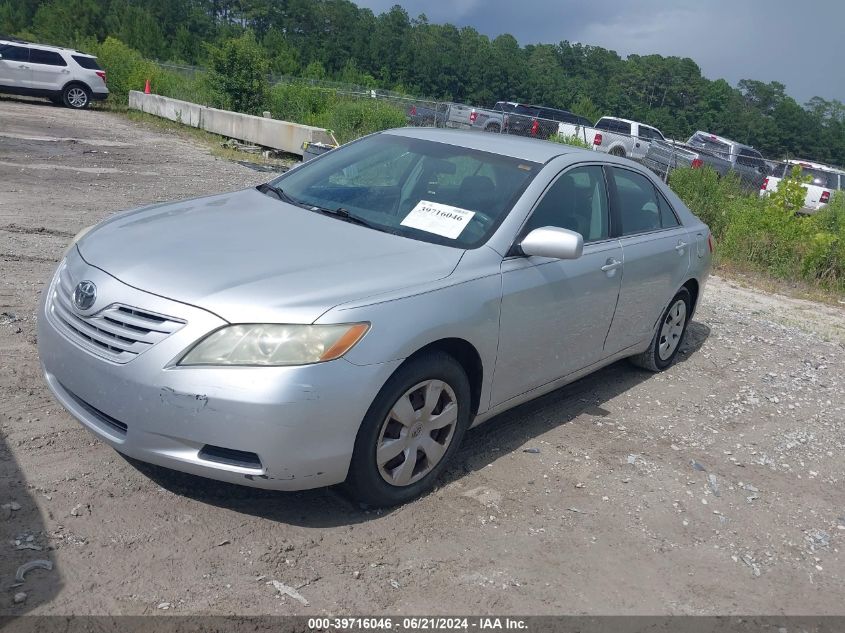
top-left (1, 97), bottom-right (844, 616)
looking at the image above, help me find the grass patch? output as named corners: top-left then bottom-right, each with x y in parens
top-left (670, 166), bottom-right (845, 297)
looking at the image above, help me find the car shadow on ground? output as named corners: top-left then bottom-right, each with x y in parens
top-left (133, 322), bottom-right (711, 527)
top-left (0, 434), bottom-right (63, 613)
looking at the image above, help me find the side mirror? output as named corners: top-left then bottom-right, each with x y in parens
top-left (520, 226), bottom-right (583, 260)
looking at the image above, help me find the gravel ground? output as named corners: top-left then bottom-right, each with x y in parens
top-left (1, 97), bottom-right (844, 616)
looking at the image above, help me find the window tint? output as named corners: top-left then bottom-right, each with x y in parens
top-left (611, 168), bottom-right (664, 235)
top-left (0, 44), bottom-right (29, 62)
top-left (656, 190), bottom-right (680, 228)
top-left (523, 166), bottom-right (609, 243)
top-left (72, 55), bottom-right (101, 70)
top-left (29, 49), bottom-right (66, 66)
top-left (596, 118), bottom-right (631, 135)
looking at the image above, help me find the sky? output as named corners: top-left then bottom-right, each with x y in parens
top-left (354, 0), bottom-right (844, 105)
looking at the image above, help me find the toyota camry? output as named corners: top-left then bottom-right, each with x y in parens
top-left (38, 128), bottom-right (712, 506)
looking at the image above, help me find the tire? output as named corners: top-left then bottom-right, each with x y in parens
top-left (486, 123), bottom-right (501, 133)
top-left (629, 287), bottom-right (691, 372)
top-left (610, 146), bottom-right (626, 157)
top-left (346, 351), bottom-right (471, 507)
top-left (62, 84), bottom-right (90, 109)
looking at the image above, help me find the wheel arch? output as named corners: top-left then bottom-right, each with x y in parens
top-left (400, 338), bottom-right (484, 416)
top-left (61, 80), bottom-right (93, 94)
top-left (682, 278), bottom-right (700, 316)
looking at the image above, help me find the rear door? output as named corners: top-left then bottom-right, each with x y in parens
top-left (0, 44), bottom-right (31, 88)
top-left (603, 166), bottom-right (691, 354)
top-left (28, 48), bottom-right (69, 92)
top-left (493, 164), bottom-right (622, 405)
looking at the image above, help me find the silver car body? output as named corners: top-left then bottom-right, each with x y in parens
top-left (38, 128), bottom-right (712, 491)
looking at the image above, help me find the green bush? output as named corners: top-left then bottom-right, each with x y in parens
top-left (268, 84), bottom-right (406, 144)
top-left (670, 165), bottom-right (845, 292)
top-left (205, 32), bottom-right (270, 115)
top-left (80, 36), bottom-right (158, 102)
top-left (548, 133), bottom-right (591, 149)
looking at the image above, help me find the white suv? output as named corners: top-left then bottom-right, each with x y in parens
top-left (0, 37), bottom-right (108, 109)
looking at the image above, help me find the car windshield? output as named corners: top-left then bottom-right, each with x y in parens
top-left (271, 134), bottom-right (541, 248)
top-left (688, 133), bottom-right (731, 158)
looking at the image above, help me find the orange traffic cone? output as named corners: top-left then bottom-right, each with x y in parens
top-left (144, 79), bottom-right (151, 94)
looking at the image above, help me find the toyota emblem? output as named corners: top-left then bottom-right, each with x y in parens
top-left (73, 280), bottom-right (97, 311)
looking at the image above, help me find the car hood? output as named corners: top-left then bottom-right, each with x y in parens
top-left (77, 188), bottom-right (464, 323)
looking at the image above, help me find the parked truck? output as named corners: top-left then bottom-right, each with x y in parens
top-left (760, 159), bottom-right (845, 214)
top-left (558, 116), bottom-right (667, 160)
top-left (644, 131), bottom-right (769, 188)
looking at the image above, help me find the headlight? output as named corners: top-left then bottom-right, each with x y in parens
top-left (178, 323), bottom-right (369, 367)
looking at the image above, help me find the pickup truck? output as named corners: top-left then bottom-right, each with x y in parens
top-left (760, 159), bottom-right (845, 214)
top-left (643, 131), bottom-right (769, 189)
top-left (558, 116), bottom-right (666, 160)
top-left (468, 102), bottom-right (592, 138)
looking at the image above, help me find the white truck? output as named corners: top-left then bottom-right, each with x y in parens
top-left (557, 116), bottom-right (667, 160)
top-left (760, 159), bottom-right (845, 214)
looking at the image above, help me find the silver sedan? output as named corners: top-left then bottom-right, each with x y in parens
top-left (38, 128), bottom-right (712, 506)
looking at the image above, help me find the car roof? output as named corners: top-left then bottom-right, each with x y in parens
top-left (383, 127), bottom-right (590, 163)
top-left (0, 38), bottom-right (94, 57)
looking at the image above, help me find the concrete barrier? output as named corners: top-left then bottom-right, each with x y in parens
top-left (128, 91), bottom-right (335, 156)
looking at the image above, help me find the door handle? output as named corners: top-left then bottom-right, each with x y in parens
top-left (675, 241), bottom-right (688, 252)
top-left (601, 258), bottom-right (622, 272)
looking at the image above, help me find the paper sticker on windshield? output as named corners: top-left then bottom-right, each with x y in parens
top-left (401, 201), bottom-right (476, 239)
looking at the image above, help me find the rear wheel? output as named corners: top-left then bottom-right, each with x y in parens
top-left (629, 288), bottom-right (691, 372)
top-left (62, 84), bottom-right (90, 109)
top-left (486, 123), bottom-right (501, 133)
top-left (610, 146), bottom-right (626, 157)
top-left (347, 352), bottom-right (471, 506)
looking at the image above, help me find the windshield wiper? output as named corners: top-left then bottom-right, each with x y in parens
top-left (309, 205), bottom-right (383, 230)
top-left (256, 182), bottom-right (301, 206)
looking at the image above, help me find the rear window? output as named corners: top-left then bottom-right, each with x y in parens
top-left (272, 134), bottom-right (541, 249)
top-left (30, 49), bottom-right (66, 66)
top-left (72, 55), bottom-right (101, 70)
top-left (688, 133), bottom-right (731, 159)
top-left (596, 118), bottom-right (632, 135)
top-left (799, 167), bottom-right (838, 189)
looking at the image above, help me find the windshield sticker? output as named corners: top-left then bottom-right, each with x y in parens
top-left (401, 201), bottom-right (476, 239)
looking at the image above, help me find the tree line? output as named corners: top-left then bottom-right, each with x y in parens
top-left (3, 0), bottom-right (844, 165)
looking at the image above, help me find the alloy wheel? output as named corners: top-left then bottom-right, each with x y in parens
top-left (67, 88), bottom-right (88, 108)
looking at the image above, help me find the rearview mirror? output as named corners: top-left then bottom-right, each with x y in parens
top-left (520, 226), bottom-right (583, 260)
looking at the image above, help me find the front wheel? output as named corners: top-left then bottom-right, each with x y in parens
top-left (62, 84), bottom-right (90, 109)
top-left (346, 351), bottom-right (471, 507)
top-left (629, 288), bottom-right (691, 372)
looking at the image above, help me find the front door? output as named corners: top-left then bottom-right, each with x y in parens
top-left (603, 166), bottom-right (691, 354)
top-left (492, 164), bottom-right (622, 406)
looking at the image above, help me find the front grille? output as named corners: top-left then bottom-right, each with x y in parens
top-left (61, 383), bottom-right (128, 435)
top-left (199, 445), bottom-right (263, 469)
top-left (49, 264), bottom-right (185, 364)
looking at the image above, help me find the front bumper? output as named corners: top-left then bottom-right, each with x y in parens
top-left (37, 251), bottom-right (400, 491)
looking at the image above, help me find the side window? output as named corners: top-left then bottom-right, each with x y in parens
top-left (0, 44), bottom-right (29, 62)
top-left (29, 49), bottom-right (67, 66)
top-left (616, 120), bottom-right (632, 135)
top-left (523, 166), bottom-right (609, 243)
top-left (610, 168), bottom-right (663, 236)
top-left (656, 189), bottom-right (680, 228)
